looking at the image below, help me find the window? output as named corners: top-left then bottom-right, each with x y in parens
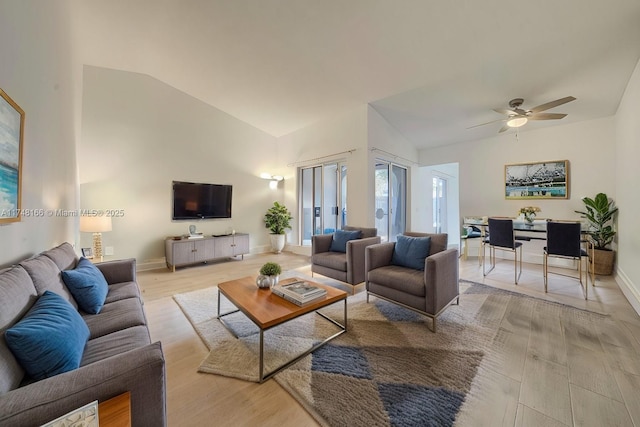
top-left (433, 176), bottom-right (447, 233)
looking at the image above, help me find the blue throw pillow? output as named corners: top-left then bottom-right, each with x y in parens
top-left (391, 235), bottom-right (432, 270)
top-left (61, 257), bottom-right (109, 314)
top-left (5, 291), bottom-right (90, 381)
top-left (329, 229), bottom-right (362, 253)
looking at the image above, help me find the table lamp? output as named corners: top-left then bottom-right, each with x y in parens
top-left (79, 216), bottom-right (112, 260)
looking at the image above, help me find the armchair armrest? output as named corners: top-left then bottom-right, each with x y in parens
top-left (424, 249), bottom-right (459, 315)
top-left (95, 258), bottom-right (136, 285)
top-left (365, 242), bottom-right (396, 273)
top-left (0, 342), bottom-right (166, 427)
top-left (311, 234), bottom-right (333, 255)
top-left (346, 236), bottom-right (382, 284)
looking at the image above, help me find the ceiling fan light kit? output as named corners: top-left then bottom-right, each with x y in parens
top-left (506, 117), bottom-right (528, 128)
top-left (470, 96), bottom-right (576, 134)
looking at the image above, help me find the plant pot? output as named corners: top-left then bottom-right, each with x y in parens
top-left (269, 234), bottom-right (286, 254)
top-left (592, 248), bottom-right (615, 276)
top-left (256, 274), bottom-right (280, 288)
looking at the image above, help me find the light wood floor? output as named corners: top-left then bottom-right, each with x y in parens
top-left (139, 252), bottom-right (640, 427)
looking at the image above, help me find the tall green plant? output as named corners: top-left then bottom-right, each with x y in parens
top-left (264, 201), bottom-right (293, 234)
top-left (575, 192), bottom-right (618, 250)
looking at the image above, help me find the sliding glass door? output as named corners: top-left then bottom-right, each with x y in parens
top-left (375, 161), bottom-right (407, 242)
top-left (300, 163), bottom-right (347, 246)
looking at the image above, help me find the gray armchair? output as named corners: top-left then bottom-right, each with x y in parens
top-left (311, 226), bottom-right (381, 293)
top-left (365, 232), bottom-right (459, 332)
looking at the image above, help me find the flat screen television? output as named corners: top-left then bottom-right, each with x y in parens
top-left (172, 181), bottom-right (232, 220)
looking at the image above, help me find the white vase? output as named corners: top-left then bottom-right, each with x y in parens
top-left (270, 234), bottom-right (286, 253)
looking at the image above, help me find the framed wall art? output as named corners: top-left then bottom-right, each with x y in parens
top-left (0, 88), bottom-right (25, 224)
top-left (505, 160), bottom-right (569, 199)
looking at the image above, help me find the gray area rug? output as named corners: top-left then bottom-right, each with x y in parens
top-left (173, 279), bottom-right (607, 427)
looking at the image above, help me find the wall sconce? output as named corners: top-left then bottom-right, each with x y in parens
top-left (260, 173), bottom-right (284, 189)
top-left (79, 216), bottom-right (112, 261)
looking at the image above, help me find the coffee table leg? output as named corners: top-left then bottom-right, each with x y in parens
top-left (217, 288), bottom-right (221, 317)
top-left (215, 289), bottom-right (241, 338)
top-left (259, 330), bottom-right (264, 382)
top-left (344, 298), bottom-right (348, 332)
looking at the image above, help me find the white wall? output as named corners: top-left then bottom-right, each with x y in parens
top-left (277, 105), bottom-right (369, 250)
top-left (419, 163), bottom-right (460, 244)
top-left (367, 106), bottom-right (420, 233)
top-left (418, 117), bottom-right (617, 265)
top-left (277, 104), bottom-right (422, 252)
top-left (79, 66), bottom-right (280, 263)
top-left (0, 1), bottom-right (80, 267)
top-left (419, 118), bottom-right (616, 223)
top-left (615, 57), bottom-right (640, 313)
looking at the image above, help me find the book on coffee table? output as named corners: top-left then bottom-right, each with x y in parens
top-left (272, 281), bottom-right (327, 305)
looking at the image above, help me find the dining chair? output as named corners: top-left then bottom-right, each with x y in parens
top-left (544, 221), bottom-right (590, 299)
top-left (483, 218), bottom-right (523, 284)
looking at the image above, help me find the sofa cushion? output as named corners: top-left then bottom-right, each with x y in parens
top-left (61, 258), bottom-right (109, 314)
top-left (0, 266), bottom-right (38, 394)
top-left (312, 251), bottom-right (348, 272)
top-left (82, 297), bottom-right (147, 340)
top-left (42, 242), bottom-right (78, 271)
top-left (392, 235), bottom-right (431, 270)
top-left (104, 281), bottom-right (141, 304)
top-left (368, 264), bottom-right (426, 297)
top-left (5, 291), bottom-right (89, 381)
top-left (330, 229), bottom-right (362, 253)
top-left (80, 325), bottom-right (151, 367)
top-left (19, 255), bottom-right (78, 309)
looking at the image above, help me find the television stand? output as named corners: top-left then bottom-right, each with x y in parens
top-left (165, 233), bottom-right (249, 272)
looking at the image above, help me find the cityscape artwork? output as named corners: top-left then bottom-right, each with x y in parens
top-left (505, 160), bottom-right (569, 199)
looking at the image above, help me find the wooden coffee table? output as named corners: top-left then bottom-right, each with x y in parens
top-left (216, 276), bottom-right (348, 382)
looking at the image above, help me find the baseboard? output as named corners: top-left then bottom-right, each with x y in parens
top-left (137, 259), bottom-right (167, 272)
top-left (615, 267), bottom-right (640, 316)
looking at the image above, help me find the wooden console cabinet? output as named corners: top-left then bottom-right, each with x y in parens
top-left (165, 233), bottom-right (249, 272)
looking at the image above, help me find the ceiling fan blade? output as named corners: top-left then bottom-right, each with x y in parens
top-left (493, 108), bottom-right (512, 115)
top-left (466, 118), bottom-right (506, 129)
top-left (498, 124), bottom-right (510, 133)
top-left (528, 113), bottom-right (567, 120)
top-left (530, 96), bottom-right (576, 113)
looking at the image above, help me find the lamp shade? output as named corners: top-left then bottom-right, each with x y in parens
top-left (79, 216), bottom-right (112, 233)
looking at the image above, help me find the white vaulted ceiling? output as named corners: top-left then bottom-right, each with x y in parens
top-left (70, 0), bottom-right (640, 148)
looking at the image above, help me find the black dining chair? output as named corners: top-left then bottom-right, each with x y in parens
top-left (483, 218), bottom-right (523, 284)
top-left (544, 221), bottom-right (590, 299)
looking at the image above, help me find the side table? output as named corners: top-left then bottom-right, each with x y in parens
top-left (99, 392), bottom-right (131, 427)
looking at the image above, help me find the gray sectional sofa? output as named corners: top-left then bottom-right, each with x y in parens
top-left (0, 242), bottom-right (166, 426)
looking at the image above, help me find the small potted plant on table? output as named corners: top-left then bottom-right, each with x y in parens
top-left (256, 262), bottom-right (282, 289)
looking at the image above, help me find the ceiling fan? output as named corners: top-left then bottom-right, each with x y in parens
top-left (469, 96), bottom-right (576, 133)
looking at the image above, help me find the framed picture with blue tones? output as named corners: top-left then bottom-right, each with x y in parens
top-left (0, 88), bottom-right (25, 224)
top-left (505, 160), bottom-right (569, 199)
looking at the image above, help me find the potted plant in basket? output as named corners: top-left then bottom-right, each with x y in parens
top-left (575, 192), bottom-right (618, 275)
top-left (256, 262), bottom-right (282, 289)
top-left (264, 201), bottom-right (293, 253)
